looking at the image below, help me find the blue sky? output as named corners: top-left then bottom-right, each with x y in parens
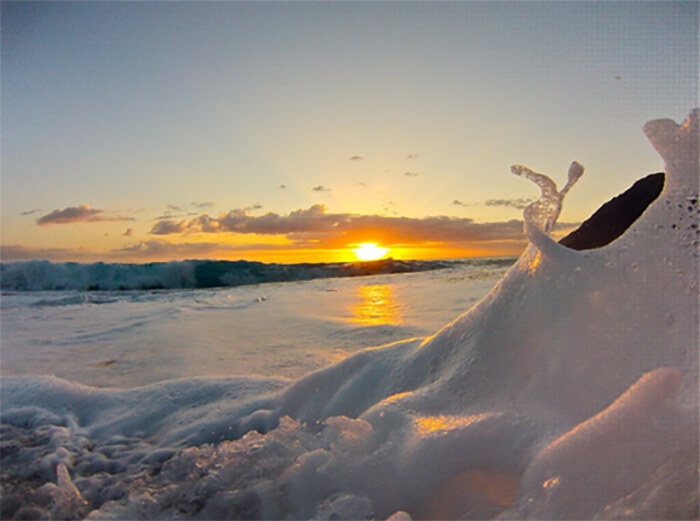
top-left (2, 1), bottom-right (697, 262)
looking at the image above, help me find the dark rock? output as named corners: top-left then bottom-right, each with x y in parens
top-left (1, 495), bottom-right (21, 519)
top-left (559, 173), bottom-right (665, 250)
top-left (12, 505), bottom-right (48, 520)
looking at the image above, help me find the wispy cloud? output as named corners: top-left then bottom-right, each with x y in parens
top-left (406, 154), bottom-right (419, 160)
top-left (312, 185), bottom-right (331, 193)
top-left (148, 204), bottom-right (529, 248)
top-left (381, 201), bottom-right (398, 215)
top-left (404, 171), bottom-right (420, 177)
top-left (0, 240), bottom-right (288, 262)
top-left (166, 203), bottom-right (186, 212)
top-left (111, 239), bottom-right (287, 257)
top-left (112, 239), bottom-right (224, 256)
top-left (452, 200), bottom-right (477, 208)
top-left (0, 244), bottom-right (94, 261)
top-left (245, 203), bottom-right (263, 212)
top-left (348, 155), bottom-right (363, 161)
top-left (36, 205), bottom-right (134, 226)
top-left (154, 213), bottom-right (184, 221)
top-left (484, 198), bottom-right (535, 210)
top-left (191, 201), bottom-right (216, 209)
top-left (123, 228), bottom-right (133, 237)
top-left (21, 209), bottom-right (42, 216)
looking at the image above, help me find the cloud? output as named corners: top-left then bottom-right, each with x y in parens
top-left (111, 239), bottom-right (288, 258)
top-left (484, 198), bottom-right (535, 210)
top-left (191, 201), bottom-right (216, 209)
top-left (0, 239), bottom-right (290, 263)
top-left (245, 203), bottom-right (263, 212)
top-left (404, 171), bottom-right (420, 177)
top-left (167, 204), bottom-right (185, 212)
top-left (150, 220), bottom-right (187, 235)
top-left (452, 200), bottom-right (477, 208)
top-left (294, 214), bottom-right (526, 248)
top-left (37, 205), bottom-right (102, 225)
top-left (21, 209), bottom-right (42, 216)
top-left (154, 213), bottom-right (184, 221)
top-left (348, 155), bottom-right (363, 161)
top-left (147, 204), bottom-right (531, 248)
top-left (36, 205), bottom-right (134, 226)
top-left (123, 228), bottom-right (133, 237)
top-left (381, 201), bottom-right (397, 215)
top-left (406, 154), bottom-right (419, 159)
top-left (312, 186), bottom-right (331, 193)
top-left (112, 239), bottom-right (223, 256)
top-left (0, 244), bottom-right (95, 261)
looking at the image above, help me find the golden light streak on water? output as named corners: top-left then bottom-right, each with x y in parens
top-left (348, 284), bottom-right (403, 326)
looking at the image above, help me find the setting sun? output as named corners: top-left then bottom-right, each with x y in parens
top-left (353, 242), bottom-right (389, 261)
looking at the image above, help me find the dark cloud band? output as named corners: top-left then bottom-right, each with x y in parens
top-left (148, 204), bottom-right (537, 247)
top-left (36, 205), bottom-right (134, 226)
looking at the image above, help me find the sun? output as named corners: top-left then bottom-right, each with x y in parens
top-left (353, 242), bottom-right (389, 262)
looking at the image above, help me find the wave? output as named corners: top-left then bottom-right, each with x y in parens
top-left (1, 111), bottom-right (697, 520)
top-left (0, 257), bottom-right (514, 292)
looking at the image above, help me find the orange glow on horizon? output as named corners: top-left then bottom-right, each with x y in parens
top-left (8, 239), bottom-right (527, 264)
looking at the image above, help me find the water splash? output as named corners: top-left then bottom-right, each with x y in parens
top-left (511, 161), bottom-right (584, 234)
top-left (1, 111), bottom-right (697, 520)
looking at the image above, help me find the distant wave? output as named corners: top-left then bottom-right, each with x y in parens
top-left (0, 258), bottom-right (515, 291)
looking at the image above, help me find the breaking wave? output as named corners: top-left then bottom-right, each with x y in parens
top-left (0, 258), bottom-right (514, 292)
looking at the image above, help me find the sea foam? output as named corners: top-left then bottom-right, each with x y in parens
top-left (1, 110), bottom-right (697, 520)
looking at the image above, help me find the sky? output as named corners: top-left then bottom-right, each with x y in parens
top-left (2, 1), bottom-right (697, 264)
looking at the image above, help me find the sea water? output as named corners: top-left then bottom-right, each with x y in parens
top-left (1, 111), bottom-right (697, 520)
top-left (1, 259), bottom-right (510, 387)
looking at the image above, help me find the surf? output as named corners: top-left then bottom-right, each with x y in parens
top-left (1, 110), bottom-right (697, 520)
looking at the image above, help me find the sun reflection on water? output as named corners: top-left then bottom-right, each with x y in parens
top-left (348, 284), bottom-right (403, 326)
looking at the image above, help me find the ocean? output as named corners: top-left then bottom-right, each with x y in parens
top-left (1, 258), bottom-right (513, 387)
top-left (1, 111), bottom-right (698, 520)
